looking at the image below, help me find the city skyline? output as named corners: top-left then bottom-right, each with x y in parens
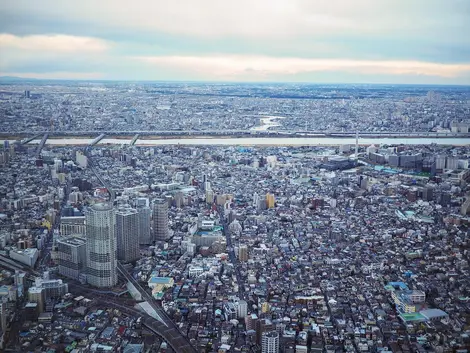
top-left (0, 77), bottom-right (469, 351)
top-left (1, 0), bottom-right (469, 84)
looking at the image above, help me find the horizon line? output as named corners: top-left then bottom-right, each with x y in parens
top-left (1, 76), bottom-right (470, 87)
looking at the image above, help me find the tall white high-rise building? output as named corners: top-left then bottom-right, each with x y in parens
top-left (253, 192), bottom-right (260, 207)
top-left (153, 199), bottom-right (169, 241)
top-left (237, 300), bottom-right (248, 319)
top-left (57, 236), bottom-right (87, 280)
top-left (75, 150), bottom-right (88, 168)
top-left (262, 331), bottom-right (279, 353)
top-left (53, 158), bottom-right (63, 171)
top-left (85, 203), bottom-right (117, 288)
top-left (137, 205), bottom-right (152, 245)
top-left (116, 206), bottom-right (139, 262)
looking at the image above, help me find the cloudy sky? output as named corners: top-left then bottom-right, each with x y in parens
top-left (0, 0), bottom-right (469, 84)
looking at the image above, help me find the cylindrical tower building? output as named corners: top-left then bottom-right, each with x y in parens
top-left (85, 203), bottom-right (117, 287)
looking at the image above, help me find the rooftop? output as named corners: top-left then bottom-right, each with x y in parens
top-left (91, 202), bottom-right (113, 211)
top-left (148, 276), bottom-right (174, 285)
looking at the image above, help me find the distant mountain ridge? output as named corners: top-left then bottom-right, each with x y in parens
top-left (0, 76), bottom-right (39, 81)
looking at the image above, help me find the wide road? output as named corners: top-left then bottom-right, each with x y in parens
top-left (84, 146), bottom-right (115, 202)
top-left (84, 142), bottom-right (197, 353)
top-left (219, 207), bottom-right (246, 300)
top-left (38, 178), bottom-right (72, 270)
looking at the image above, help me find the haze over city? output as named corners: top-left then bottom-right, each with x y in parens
top-left (1, 0), bottom-right (470, 84)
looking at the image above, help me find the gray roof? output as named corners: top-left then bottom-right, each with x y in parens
top-left (420, 308), bottom-right (448, 319)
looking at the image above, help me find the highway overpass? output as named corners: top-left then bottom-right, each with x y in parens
top-left (116, 262), bottom-right (197, 352)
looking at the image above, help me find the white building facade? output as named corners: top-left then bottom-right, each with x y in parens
top-left (85, 203), bottom-right (117, 288)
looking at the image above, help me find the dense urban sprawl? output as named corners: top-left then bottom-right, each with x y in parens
top-left (0, 81), bottom-right (469, 353)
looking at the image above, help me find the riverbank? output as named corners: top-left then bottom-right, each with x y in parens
top-left (1, 136), bottom-right (469, 147)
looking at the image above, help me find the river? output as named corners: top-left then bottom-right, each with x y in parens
top-left (2, 136), bottom-right (469, 146)
top-left (250, 115), bottom-right (286, 131)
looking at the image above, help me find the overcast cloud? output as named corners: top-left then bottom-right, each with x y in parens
top-left (0, 0), bottom-right (469, 83)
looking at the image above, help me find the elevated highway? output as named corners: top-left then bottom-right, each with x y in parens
top-left (130, 133), bottom-right (140, 145)
top-left (82, 142), bottom-right (196, 352)
top-left (105, 300), bottom-right (197, 353)
top-left (20, 133), bottom-right (42, 145)
top-left (35, 133), bottom-right (48, 157)
top-left (116, 262), bottom-right (197, 352)
top-left (90, 133), bottom-right (106, 146)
